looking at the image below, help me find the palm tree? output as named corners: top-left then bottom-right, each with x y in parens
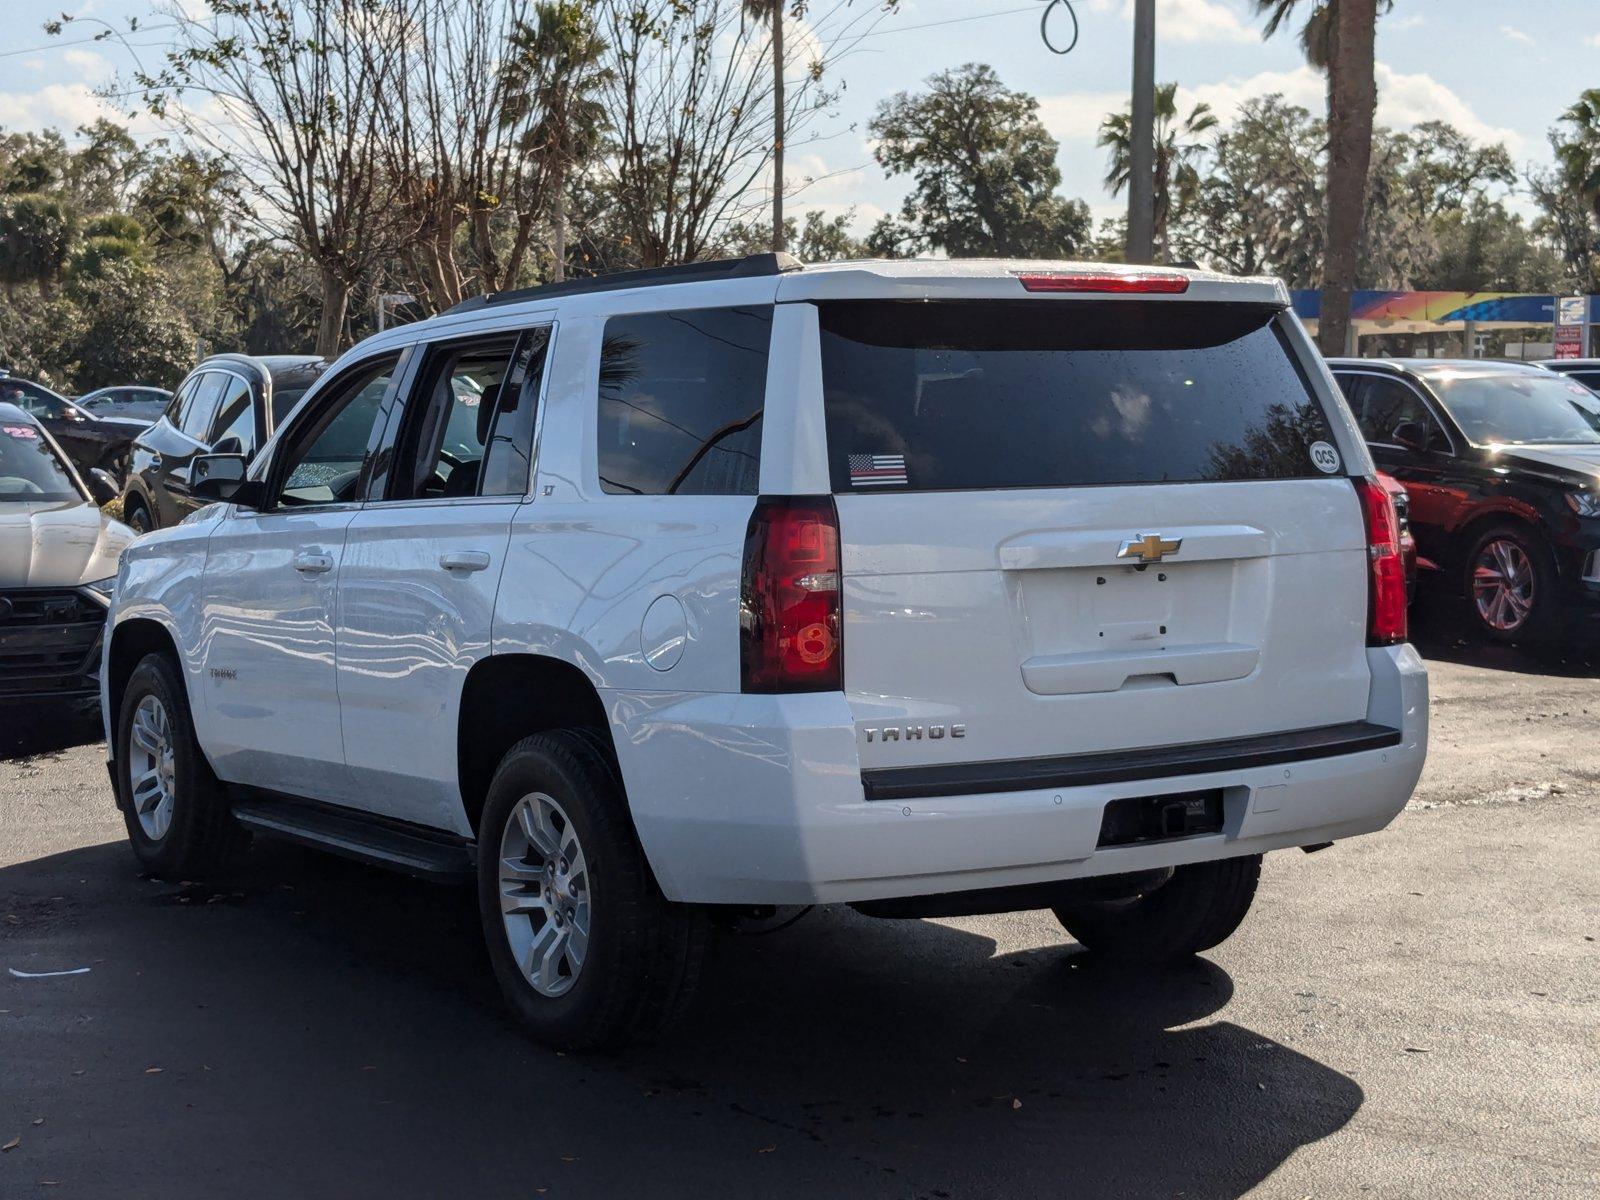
top-left (1556, 88), bottom-right (1600, 220)
top-left (1255, 0), bottom-right (1390, 355)
top-left (743, 0), bottom-right (786, 253)
top-left (1099, 83), bottom-right (1218, 259)
top-left (504, 2), bottom-right (611, 283)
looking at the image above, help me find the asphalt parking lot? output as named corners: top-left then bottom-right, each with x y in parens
top-left (2, 604), bottom-right (1597, 1199)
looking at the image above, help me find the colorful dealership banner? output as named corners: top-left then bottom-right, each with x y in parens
top-left (1289, 290), bottom-right (1590, 326)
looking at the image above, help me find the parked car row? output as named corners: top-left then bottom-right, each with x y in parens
top-left (0, 373), bottom-right (165, 484)
top-left (1330, 357), bottom-right (1600, 645)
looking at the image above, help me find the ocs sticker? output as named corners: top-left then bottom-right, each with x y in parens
top-left (1308, 440), bottom-right (1341, 474)
top-left (3, 425), bottom-right (38, 440)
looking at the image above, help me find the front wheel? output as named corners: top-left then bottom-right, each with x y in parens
top-left (115, 653), bottom-right (247, 877)
top-left (477, 730), bottom-right (707, 1049)
top-left (1463, 523), bottom-right (1554, 644)
top-left (124, 498), bottom-right (154, 534)
top-left (1053, 855), bottom-right (1261, 965)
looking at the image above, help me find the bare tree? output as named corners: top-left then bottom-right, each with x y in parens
top-left (595, 0), bottom-right (889, 268)
top-left (126, 0), bottom-right (402, 357)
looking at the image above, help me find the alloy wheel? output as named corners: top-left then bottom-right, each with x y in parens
top-left (498, 792), bottom-right (591, 998)
top-left (128, 694), bottom-right (177, 840)
top-left (1472, 538), bottom-right (1535, 633)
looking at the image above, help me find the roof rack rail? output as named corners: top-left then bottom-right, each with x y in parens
top-left (443, 252), bottom-right (804, 315)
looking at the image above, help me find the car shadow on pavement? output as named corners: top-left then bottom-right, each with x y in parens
top-left (1409, 581), bottom-right (1600, 676)
top-left (1, 839), bottom-right (1361, 1200)
top-left (0, 708), bottom-right (102, 762)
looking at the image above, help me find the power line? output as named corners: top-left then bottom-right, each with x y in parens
top-left (849, 4), bottom-right (1038, 41)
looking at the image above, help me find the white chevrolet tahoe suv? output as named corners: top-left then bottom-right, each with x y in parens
top-left (102, 256), bottom-right (1428, 1048)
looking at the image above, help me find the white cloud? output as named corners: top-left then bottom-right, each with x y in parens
top-left (0, 83), bottom-right (112, 132)
top-left (1375, 64), bottom-right (1523, 152)
top-left (1177, 65), bottom-right (1327, 121)
top-left (1499, 26), bottom-right (1534, 46)
top-left (60, 49), bottom-right (115, 83)
top-left (1157, 62), bottom-right (1522, 154)
top-left (1037, 90), bottom-right (1129, 142)
top-left (1085, 0), bottom-right (1256, 44)
top-left (1389, 15), bottom-right (1426, 32)
top-left (1586, 33), bottom-right (1600, 47)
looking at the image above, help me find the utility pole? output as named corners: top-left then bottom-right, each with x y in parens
top-left (1126, 0), bottom-right (1156, 264)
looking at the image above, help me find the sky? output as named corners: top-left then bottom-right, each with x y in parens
top-left (0, 0), bottom-right (1595, 234)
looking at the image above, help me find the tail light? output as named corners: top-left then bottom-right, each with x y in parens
top-left (1356, 476), bottom-right (1407, 645)
top-left (1014, 271), bottom-right (1190, 294)
top-left (740, 496), bottom-right (842, 692)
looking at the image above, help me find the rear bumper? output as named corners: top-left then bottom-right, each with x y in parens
top-left (608, 644), bottom-right (1428, 905)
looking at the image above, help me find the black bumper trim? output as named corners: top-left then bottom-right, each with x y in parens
top-left (860, 720), bottom-right (1403, 802)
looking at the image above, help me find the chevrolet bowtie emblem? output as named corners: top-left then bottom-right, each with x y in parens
top-left (1117, 534), bottom-right (1182, 563)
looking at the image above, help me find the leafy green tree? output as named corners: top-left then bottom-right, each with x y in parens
top-left (0, 193), bottom-right (75, 298)
top-left (868, 63), bottom-right (1091, 258)
top-left (66, 261), bottom-right (196, 390)
top-left (1171, 96), bottom-right (1325, 283)
top-left (1537, 88), bottom-right (1600, 291)
top-left (723, 208), bottom-right (867, 261)
top-left (1099, 83), bottom-right (1217, 259)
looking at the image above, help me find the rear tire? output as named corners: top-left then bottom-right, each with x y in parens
top-left (1052, 855), bottom-right (1261, 965)
top-left (115, 653), bottom-right (248, 877)
top-left (477, 729), bottom-right (707, 1050)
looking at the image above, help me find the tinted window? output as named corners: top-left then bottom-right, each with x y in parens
top-left (277, 358), bottom-right (397, 506)
top-left (390, 337), bottom-right (518, 500)
top-left (0, 421), bottom-right (79, 501)
top-left (179, 372), bottom-right (226, 440)
top-left (1566, 370), bottom-right (1600, 394)
top-left (1431, 373), bottom-right (1600, 445)
top-left (819, 301), bottom-right (1337, 492)
top-left (0, 380), bottom-right (69, 419)
top-left (479, 330), bottom-right (550, 497)
top-left (1351, 376), bottom-right (1450, 451)
top-left (208, 375), bottom-right (256, 456)
top-left (598, 306), bottom-right (771, 495)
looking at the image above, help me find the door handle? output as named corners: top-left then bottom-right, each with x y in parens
top-left (439, 550), bottom-right (492, 573)
top-left (293, 552), bottom-right (335, 575)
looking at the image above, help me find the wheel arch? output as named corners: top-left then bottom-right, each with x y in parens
top-left (456, 653), bottom-right (616, 837)
top-left (107, 616), bottom-right (183, 730)
top-left (1450, 506), bottom-right (1546, 579)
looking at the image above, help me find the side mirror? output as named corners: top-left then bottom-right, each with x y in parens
top-left (191, 452), bottom-right (252, 505)
top-left (87, 468), bottom-right (119, 506)
top-left (1391, 421), bottom-right (1428, 454)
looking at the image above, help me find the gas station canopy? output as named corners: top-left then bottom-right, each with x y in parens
top-left (1291, 289), bottom-right (1597, 353)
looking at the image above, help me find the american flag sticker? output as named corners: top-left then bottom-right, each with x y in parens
top-left (848, 453), bottom-right (908, 487)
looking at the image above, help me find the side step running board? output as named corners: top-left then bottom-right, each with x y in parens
top-left (230, 794), bottom-right (476, 884)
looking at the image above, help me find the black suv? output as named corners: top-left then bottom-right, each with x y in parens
top-left (121, 354), bottom-right (326, 532)
top-left (1328, 357), bottom-right (1600, 644)
top-left (0, 373), bottom-right (151, 482)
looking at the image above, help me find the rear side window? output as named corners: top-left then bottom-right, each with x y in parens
top-left (597, 306), bottom-right (772, 496)
top-left (819, 301), bottom-right (1339, 492)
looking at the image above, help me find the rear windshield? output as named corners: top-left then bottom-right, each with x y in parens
top-left (818, 301), bottom-right (1340, 492)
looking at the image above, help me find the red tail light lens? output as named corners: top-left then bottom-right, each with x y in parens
top-left (740, 496), bottom-right (842, 692)
top-left (1014, 271), bottom-right (1190, 294)
top-left (1356, 476), bottom-right (1408, 645)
